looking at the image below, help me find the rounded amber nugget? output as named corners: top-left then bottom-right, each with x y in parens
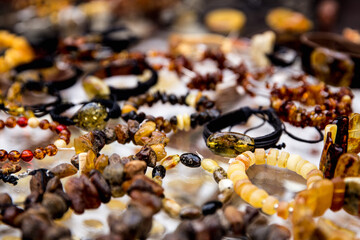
top-left (45, 144), bottom-right (58, 156)
top-left (0, 149), bottom-right (8, 162)
top-left (33, 147), bottom-right (46, 159)
top-left (8, 150), bottom-right (20, 162)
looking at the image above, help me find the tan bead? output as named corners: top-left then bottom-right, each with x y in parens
top-left (248, 189), bottom-right (269, 208)
top-left (162, 198), bottom-right (181, 218)
top-left (228, 161), bottom-right (245, 178)
top-left (234, 179), bottom-right (251, 196)
top-left (300, 163), bottom-right (318, 179)
top-left (229, 170), bottom-right (248, 183)
top-left (54, 139), bottom-right (67, 148)
top-left (243, 151), bottom-right (256, 166)
top-left (262, 196), bottom-right (279, 215)
top-left (277, 201), bottom-right (290, 219)
top-left (277, 151), bottom-right (290, 168)
top-left (254, 148), bottom-right (266, 165)
top-left (267, 149), bottom-right (279, 166)
top-left (201, 158), bottom-right (219, 173)
top-left (307, 175), bottom-right (323, 189)
top-left (235, 154), bottom-right (251, 169)
top-left (295, 159), bottom-right (308, 175)
top-left (240, 184), bottom-right (258, 202)
top-left (287, 154), bottom-right (303, 171)
top-left (28, 117), bottom-right (39, 128)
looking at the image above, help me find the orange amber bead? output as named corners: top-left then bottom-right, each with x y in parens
top-left (0, 149), bottom-right (8, 162)
top-left (49, 121), bottom-right (59, 131)
top-left (45, 144), bottom-right (58, 156)
top-left (39, 119), bottom-right (50, 129)
top-left (312, 179), bottom-right (334, 217)
top-left (240, 184), bottom-right (258, 203)
top-left (8, 150), bottom-right (20, 162)
top-left (33, 147), bottom-right (46, 159)
top-left (234, 179), bottom-right (251, 196)
top-left (262, 196), bottom-right (279, 215)
top-left (0, 120), bottom-right (5, 129)
top-left (277, 201), bottom-right (290, 219)
top-left (5, 117), bottom-right (17, 128)
top-left (248, 189), bottom-right (269, 208)
top-left (20, 150), bottom-right (33, 162)
top-left (330, 177), bottom-right (345, 212)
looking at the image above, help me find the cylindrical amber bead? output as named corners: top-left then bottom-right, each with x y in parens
top-left (201, 158), bottom-right (219, 173)
top-left (248, 189), bottom-right (269, 208)
top-left (235, 154), bottom-right (251, 169)
top-left (240, 184), bottom-right (258, 203)
top-left (254, 148), bottom-right (266, 165)
top-left (312, 179), bottom-right (334, 217)
top-left (228, 162), bottom-right (245, 178)
top-left (160, 155), bottom-right (180, 170)
top-left (266, 149), bottom-right (279, 166)
top-left (234, 179), bottom-right (251, 196)
top-left (330, 177), bottom-right (345, 212)
top-left (287, 154), bottom-right (303, 171)
top-left (243, 151), bottom-right (256, 166)
top-left (262, 196), bottom-right (279, 215)
top-left (229, 170), bottom-right (248, 183)
top-left (277, 151), bottom-right (290, 168)
top-left (277, 201), bottom-right (290, 219)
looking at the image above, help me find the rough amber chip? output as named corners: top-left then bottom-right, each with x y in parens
top-left (206, 132), bottom-right (255, 158)
top-left (343, 177), bottom-right (360, 216)
top-left (334, 153), bottom-right (360, 178)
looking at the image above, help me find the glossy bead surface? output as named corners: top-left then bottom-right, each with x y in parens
top-left (343, 177), bottom-right (360, 216)
top-left (218, 179), bottom-right (234, 192)
top-left (277, 201), bottom-right (290, 219)
top-left (180, 206), bottom-right (201, 220)
top-left (73, 102), bottom-right (108, 131)
top-left (20, 150), bottom-right (33, 162)
top-left (206, 132), bottom-right (255, 157)
top-left (234, 179), bottom-right (251, 196)
top-left (54, 139), bottom-right (67, 148)
top-left (240, 184), bottom-right (258, 202)
top-left (324, 124), bottom-right (337, 143)
top-left (235, 154), bottom-right (251, 169)
top-left (134, 121), bottom-right (156, 145)
top-left (160, 155), bottom-right (180, 170)
top-left (180, 153), bottom-right (201, 168)
top-left (0, 149), bottom-right (8, 162)
top-left (243, 151), bottom-right (256, 166)
top-left (248, 189), bottom-right (269, 208)
top-left (16, 117), bottom-right (27, 127)
top-left (201, 158), bottom-right (219, 173)
top-left (202, 200), bottom-right (222, 215)
top-left (334, 153), bottom-right (360, 178)
top-left (33, 147), bottom-right (46, 159)
top-left (45, 144), bottom-right (58, 156)
top-left (162, 198), bottom-right (181, 218)
top-left (312, 179), bottom-right (334, 217)
top-left (5, 117), bottom-right (16, 128)
top-left (28, 117), bottom-right (39, 128)
top-left (277, 151), bottom-right (290, 168)
top-left (152, 165), bottom-right (166, 178)
top-left (0, 120), bottom-right (4, 129)
top-left (330, 177), bottom-right (345, 211)
top-left (55, 124), bottom-right (67, 134)
top-left (8, 150), bottom-right (20, 162)
top-left (39, 119), bottom-right (50, 129)
top-left (213, 167), bottom-right (227, 183)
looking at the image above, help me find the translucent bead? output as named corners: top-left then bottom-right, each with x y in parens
top-left (73, 102), bottom-right (108, 131)
top-left (122, 104), bottom-right (137, 114)
top-left (54, 139), bottom-right (67, 148)
top-left (33, 147), bottom-right (46, 160)
top-left (287, 154), bottom-right (303, 171)
top-left (45, 144), bottom-right (58, 156)
top-left (277, 151), bottom-right (290, 168)
top-left (242, 151), bottom-right (256, 166)
top-left (201, 158), bottom-right (219, 173)
top-left (0, 149), bottom-right (8, 162)
top-left (348, 113), bottom-right (360, 153)
top-left (152, 165), bottom-right (166, 178)
top-left (82, 76), bottom-right (110, 99)
top-left (248, 189), bottom-right (269, 208)
top-left (295, 159), bottom-right (308, 175)
top-left (162, 198), bottom-right (181, 218)
top-left (334, 153), bottom-right (360, 178)
top-left (5, 117), bottom-right (16, 128)
top-left (16, 117), bottom-right (27, 127)
top-left (227, 162), bottom-right (245, 178)
top-left (307, 175), bottom-right (323, 189)
top-left (306, 169), bottom-right (324, 179)
top-left (0, 120), bottom-right (4, 129)
top-left (324, 124), bottom-right (337, 143)
top-left (28, 117), bottom-right (39, 128)
top-left (331, 177), bottom-right (345, 212)
top-left (183, 113), bottom-right (190, 131)
top-left (235, 154), bottom-right (250, 169)
top-left (213, 167), bottom-right (227, 183)
top-left (39, 119), bottom-right (50, 130)
top-left (134, 121), bottom-right (156, 145)
top-left (8, 150), bottom-right (20, 162)
top-left (262, 196), bottom-right (279, 215)
top-left (218, 179), bottom-right (234, 192)
top-left (312, 179), bottom-right (334, 217)
top-left (254, 148), bottom-right (266, 165)
top-left (234, 179), bottom-right (251, 196)
top-left (150, 144), bottom-right (167, 161)
top-left (267, 149), bottom-right (279, 166)
top-left (277, 201), bottom-right (290, 219)
top-left (206, 132), bottom-right (255, 158)
top-left (299, 163), bottom-right (318, 179)
top-left (176, 114), bottom-right (184, 131)
top-left (20, 150), bottom-right (33, 162)
top-left (240, 184), bottom-right (258, 203)
top-left (229, 170), bottom-right (248, 183)
top-left (343, 177), bottom-right (360, 216)
top-left (160, 155), bottom-right (180, 170)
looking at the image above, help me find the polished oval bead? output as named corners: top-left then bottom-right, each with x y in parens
top-left (160, 154), bottom-right (180, 170)
top-left (180, 153), bottom-right (201, 168)
top-left (152, 165), bottom-right (166, 178)
top-left (8, 150), bottom-right (20, 163)
top-left (206, 132), bottom-right (255, 158)
top-left (343, 177), bottom-right (360, 216)
top-left (0, 149), bottom-right (8, 162)
top-left (213, 167), bottom-right (227, 183)
top-left (201, 158), bottom-right (219, 173)
top-left (180, 206), bottom-right (202, 220)
top-left (202, 200), bottom-right (223, 215)
top-left (334, 153), bottom-right (360, 178)
top-left (20, 150), bottom-right (33, 162)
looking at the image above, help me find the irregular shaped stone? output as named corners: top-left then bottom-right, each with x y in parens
top-left (50, 163), bottom-right (78, 178)
top-left (90, 170), bottom-right (111, 203)
top-left (334, 153), bottom-right (360, 178)
top-left (135, 145), bottom-right (157, 167)
top-left (95, 154), bottom-right (109, 173)
top-left (348, 113), bottom-right (360, 153)
top-left (41, 193), bottom-right (68, 219)
top-left (130, 190), bottom-right (162, 215)
top-left (124, 160), bottom-right (147, 179)
top-left (115, 124), bottom-right (130, 144)
top-left (134, 121), bottom-right (156, 145)
top-left (73, 102), bottom-right (108, 131)
top-left (150, 143), bottom-right (167, 161)
top-left (82, 76), bottom-right (110, 99)
top-left (343, 177), bottom-right (360, 216)
top-left (74, 132), bottom-right (94, 154)
top-left (79, 150), bottom-right (96, 176)
top-left (123, 175), bottom-right (164, 197)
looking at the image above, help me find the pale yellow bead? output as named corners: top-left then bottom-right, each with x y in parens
top-left (248, 189), bottom-right (269, 208)
top-left (295, 159), bottom-right (308, 175)
top-left (228, 161), bottom-right (245, 177)
top-left (162, 198), bottom-right (181, 218)
top-left (277, 151), bottom-right (290, 168)
top-left (185, 92), bottom-right (197, 107)
top-left (176, 114), bottom-right (184, 130)
top-left (300, 163), bottom-right (318, 179)
top-left (324, 124), bottom-right (337, 143)
top-left (28, 117), bottom-right (40, 128)
top-left (307, 175), bottom-right (323, 188)
top-left (240, 184), bottom-right (258, 202)
top-left (229, 170), bottom-right (248, 183)
top-left (243, 151), bottom-right (256, 166)
top-left (262, 196), bottom-right (279, 215)
top-left (183, 113), bottom-right (190, 131)
top-left (286, 154), bottom-right (303, 171)
top-left (235, 154), bottom-right (251, 169)
top-left (267, 149), bottom-right (279, 166)
top-left (54, 139), bottom-right (67, 148)
top-left (254, 148), bottom-right (266, 165)
top-left (201, 158), bottom-right (219, 173)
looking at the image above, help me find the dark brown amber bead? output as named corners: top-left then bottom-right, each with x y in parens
top-left (33, 147), bottom-right (46, 159)
top-left (20, 150), bottom-right (34, 162)
top-left (50, 121), bottom-right (59, 131)
top-left (39, 119), bottom-right (50, 129)
top-left (5, 117), bottom-right (16, 128)
top-left (0, 149), bottom-right (8, 162)
top-left (330, 177), bottom-right (345, 211)
top-left (45, 144), bottom-right (58, 156)
top-left (0, 120), bottom-right (5, 129)
top-left (59, 135), bottom-right (70, 145)
top-left (60, 129), bottom-right (71, 137)
top-left (8, 150), bottom-right (20, 162)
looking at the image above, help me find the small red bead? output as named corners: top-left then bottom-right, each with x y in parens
top-left (55, 124), bottom-right (67, 134)
top-left (21, 150), bottom-right (33, 162)
top-left (17, 117), bottom-right (28, 127)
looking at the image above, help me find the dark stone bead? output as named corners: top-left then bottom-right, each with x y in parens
top-left (170, 116), bottom-right (178, 126)
top-left (169, 94), bottom-right (178, 105)
top-left (135, 112), bottom-right (146, 123)
top-left (179, 206), bottom-right (201, 220)
top-left (179, 94), bottom-right (187, 105)
top-left (198, 112), bottom-right (210, 125)
top-left (190, 113), bottom-right (198, 129)
top-left (103, 127), bottom-right (117, 144)
top-left (160, 93), bottom-right (169, 103)
top-left (197, 96), bottom-right (207, 106)
top-left (153, 91), bottom-right (161, 102)
top-left (164, 220), bottom-right (195, 240)
top-left (129, 111), bottom-right (138, 120)
top-left (127, 119), bottom-right (140, 139)
top-left (42, 192), bottom-right (69, 219)
top-left (0, 193), bottom-right (12, 211)
top-left (202, 200), bottom-right (222, 215)
top-left (203, 214), bottom-right (226, 239)
top-left (152, 165), bottom-right (166, 178)
top-left (135, 145), bottom-right (157, 168)
top-left (180, 153), bottom-right (201, 168)
top-left (243, 206), bottom-right (260, 227)
top-left (90, 170), bottom-right (112, 203)
top-left (124, 160), bottom-right (147, 179)
top-left (2, 205), bottom-right (24, 227)
top-left (109, 153), bottom-right (121, 165)
top-left (145, 114), bottom-right (156, 122)
top-left (205, 101), bottom-right (215, 109)
top-left (92, 130), bottom-right (107, 153)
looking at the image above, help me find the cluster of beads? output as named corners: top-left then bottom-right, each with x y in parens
top-left (122, 91), bottom-right (220, 133)
top-left (229, 149), bottom-right (320, 218)
top-left (0, 117), bottom-right (71, 163)
top-left (270, 81), bottom-right (353, 129)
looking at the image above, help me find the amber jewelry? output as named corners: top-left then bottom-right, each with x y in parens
top-left (0, 30), bottom-right (34, 73)
top-left (204, 107), bottom-right (284, 158)
top-left (229, 148), bottom-right (322, 218)
top-left (270, 81), bottom-right (353, 129)
top-left (50, 98), bottom-right (121, 132)
top-left (122, 91), bottom-right (220, 133)
top-left (0, 117), bottom-right (71, 164)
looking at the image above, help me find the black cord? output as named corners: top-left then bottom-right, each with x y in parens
top-left (282, 123), bottom-right (324, 143)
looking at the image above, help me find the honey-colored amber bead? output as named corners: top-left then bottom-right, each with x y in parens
top-left (299, 163), bottom-right (318, 179)
top-left (134, 121), bottom-right (156, 145)
top-left (45, 144), bottom-right (58, 156)
top-left (334, 153), bottom-right (360, 178)
top-left (235, 154), bottom-right (251, 169)
top-left (307, 175), bottom-right (323, 188)
top-left (33, 147), bottom-right (46, 160)
top-left (240, 184), bottom-right (258, 202)
top-left (287, 154), bottom-right (303, 171)
top-left (0, 149), bottom-right (8, 162)
top-left (312, 179), bottom-right (334, 217)
top-left (5, 117), bottom-right (16, 128)
top-left (295, 159), bottom-right (308, 175)
top-left (201, 158), bottom-right (219, 173)
top-left (176, 114), bottom-right (184, 131)
top-left (306, 169), bottom-right (324, 179)
top-left (315, 217), bottom-right (356, 240)
top-left (234, 179), bottom-right (251, 196)
top-left (343, 177), bottom-right (360, 216)
top-left (160, 155), bottom-right (180, 170)
top-left (248, 189), bottom-right (269, 208)
top-left (254, 148), bottom-right (266, 165)
top-left (227, 162), bottom-right (245, 178)
top-left (0, 120), bottom-right (4, 129)
top-left (121, 104), bottom-right (137, 114)
top-left (8, 150), bottom-right (20, 162)
top-left (183, 113), bottom-right (191, 131)
top-left (331, 177), bottom-right (345, 212)
top-left (295, 188), bottom-right (318, 214)
top-left (262, 195), bottom-right (279, 215)
top-left (277, 201), bottom-right (290, 219)
top-left (277, 151), bottom-right (290, 168)
top-left (324, 124), bottom-right (337, 143)
top-left (348, 113), bottom-right (360, 153)
top-left (267, 149), bottom-right (279, 166)
top-left (229, 170), bottom-right (248, 183)
top-left (150, 144), bottom-right (167, 161)
top-left (243, 151), bottom-right (256, 166)
top-left (39, 119), bottom-right (50, 130)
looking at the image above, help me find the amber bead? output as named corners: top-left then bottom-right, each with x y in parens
top-left (334, 153), bottom-right (360, 178)
top-left (33, 147), bottom-right (46, 159)
top-left (39, 119), bottom-right (50, 130)
top-left (49, 121), bottom-right (59, 131)
top-left (0, 149), bottom-right (8, 162)
top-left (60, 129), bottom-right (71, 137)
top-left (180, 153), bottom-right (201, 168)
top-left (160, 155), bottom-right (180, 170)
top-left (330, 177), bottom-right (345, 212)
top-left (16, 117), bottom-right (27, 127)
top-left (45, 144), bottom-right (58, 156)
top-left (348, 113), bottom-right (360, 153)
top-left (5, 117), bottom-right (17, 128)
top-left (213, 167), bottom-right (227, 183)
top-left (277, 201), bottom-right (290, 219)
top-left (59, 135), bottom-right (70, 145)
top-left (20, 150), bottom-right (33, 162)
top-left (312, 179), bottom-right (334, 217)
top-left (0, 120), bottom-right (4, 129)
top-left (234, 179), bottom-right (251, 196)
top-left (248, 189), bottom-right (269, 208)
top-left (55, 124), bottom-right (67, 134)
top-left (343, 177), bottom-right (360, 216)
top-left (201, 158), bottom-right (219, 173)
top-left (8, 150), bottom-right (20, 163)
top-left (262, 196), bottom-right (279, 215)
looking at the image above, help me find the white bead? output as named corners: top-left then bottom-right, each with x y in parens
top-left (28, 117), bottom-right (39, 128)
top-left (54, 139), bottom-right (67, 148)
top-left (218, 179), bottom-right (234, 192)
top-left (78, 152), bottom-right (88, 175)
